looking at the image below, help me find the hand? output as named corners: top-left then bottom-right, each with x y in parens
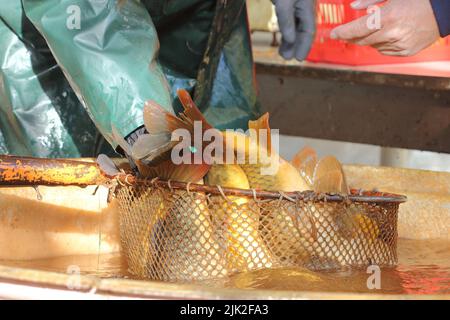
top-left (330, 0), bottom-right (440, 57)
top-left (273, 0), bottom-right (316, 61)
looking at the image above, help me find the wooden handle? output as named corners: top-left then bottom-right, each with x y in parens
top-left (0, 155), bottom-right (109, 186)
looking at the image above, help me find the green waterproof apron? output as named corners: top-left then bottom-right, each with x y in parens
top-left (0, 0), bottom-right (260, 157)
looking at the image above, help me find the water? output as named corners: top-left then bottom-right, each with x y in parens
top-left (1, 239), bottom-right (449, 295)
top-left (202, 239), bottom-right (450, 295)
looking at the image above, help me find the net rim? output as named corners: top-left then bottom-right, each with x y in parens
top-left (115, 174), bottom-right (407, 204)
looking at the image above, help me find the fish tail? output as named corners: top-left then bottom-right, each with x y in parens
top-left (176, 89), bottom-right (213, 130)
top-left (143, 100), bottom-right (191, 135)
top-left (291, 146), bottom-right (317, 187)
top-left (141, 90), bottom-right (215, 181)
top-left (313, 156), bottom-right (349, 194)
top-left (248, 112), bottom-right (271, 153)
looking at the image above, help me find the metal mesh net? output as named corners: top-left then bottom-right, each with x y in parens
top-left (116, 182), bottom-right (399, 282)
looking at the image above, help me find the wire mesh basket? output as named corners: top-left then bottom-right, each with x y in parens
top-left (116, 179), bottom-right (405, 282)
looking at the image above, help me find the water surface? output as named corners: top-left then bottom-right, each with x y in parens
top-left (2, 239), bottom-right (449, 295)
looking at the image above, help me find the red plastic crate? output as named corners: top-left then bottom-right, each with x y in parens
top-left (306, 0), bottom-right (450, 65)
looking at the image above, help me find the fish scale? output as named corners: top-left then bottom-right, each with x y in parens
top-left (205, 164), bottom-right (274, 272)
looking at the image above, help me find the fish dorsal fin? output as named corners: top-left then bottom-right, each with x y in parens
top-left (177, 89), bottom-right (213, 130)
top-left (248, 113), bottom-right (271, 154)
top-left (313, 156), bottom-right (349, 194)
top-left (143, 100), bottom-right (189, 134)
top-left (291, 146), bottom-right (317, 187)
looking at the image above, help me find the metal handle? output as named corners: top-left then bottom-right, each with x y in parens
top-left (0, 155), bottom-right (109, 186)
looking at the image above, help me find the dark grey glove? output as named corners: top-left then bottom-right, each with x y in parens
top-left (273, 0), bottom-right (316, 61)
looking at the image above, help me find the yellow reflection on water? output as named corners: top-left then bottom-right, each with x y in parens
top-left (1, 239), bottom-right (449, 295)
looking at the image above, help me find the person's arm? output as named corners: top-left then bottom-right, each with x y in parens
top-left (430, 0), bottom-right (450, 37)
top-left (0, 0), bottom-right (105, 158)
top-left (22, 0), bottom-right (173, 151)
top-left (330, 0), bottom-right (441, 57)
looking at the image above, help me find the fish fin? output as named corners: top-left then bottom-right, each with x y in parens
top-left (137, 159), bottom-right (210, 183)
top-left (139, 91), bottom-right (216, 180)
top-left (313, 156), bottom-right (349, 194)
top-left (143, 100), bottom-right (191, 135)
top-left (291, 146), bottom-right (318, 187)
top-left (142, 100), bottom-right (194, 166)
top-left (112, 125), bottom-right (132, 156)
top-left (248, 112), bottom-right (271, 153)
top-left (177, 89), bottom-right (213, 130)
top-left (177, 89), bottom-right (227, 163)
top-left (131, 133), bottom-right (172, 161)
top-left (96, 154), bottom-right (120, 177)
top-left (275, 159), bottom-right (311, 192)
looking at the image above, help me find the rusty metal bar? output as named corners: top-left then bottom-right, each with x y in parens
top-left (0, 155), bottom-right (407, 203)
top-left (0, 155), bottom-right (109, 187)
